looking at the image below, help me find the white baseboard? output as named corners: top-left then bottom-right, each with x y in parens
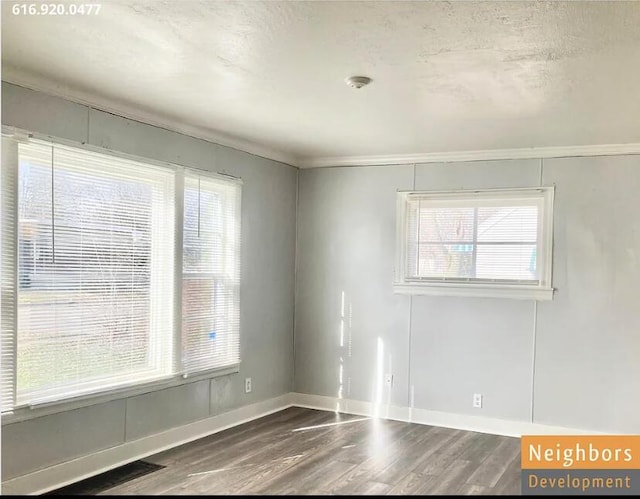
top-left (2, 391), bottom-right (604, 495)
top-left (2, 393), bottom-right (294, 496)
top-left (290, 392), bottom-right (604, 438)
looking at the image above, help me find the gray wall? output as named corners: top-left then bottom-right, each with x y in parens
top-left (295, 156), bottom-right (640, 433)
top-left (4, 80), bottom-right (640, 482)
top-left (1, 82), bottom-right (297, 480)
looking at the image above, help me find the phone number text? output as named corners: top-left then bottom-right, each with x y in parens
top-left (11, 3), bottom-right (101, 15)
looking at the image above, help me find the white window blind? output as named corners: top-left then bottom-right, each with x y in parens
top-left (182, 171), bottom-right (241, 375)
top-left (7, 139), bottom-right (175, 407)
top-left (1, 134), bottom-right (243, 413)
top-left (395, 188), bottom-right (554, 300)
top-left (1, 137), bottom-right (19, 413)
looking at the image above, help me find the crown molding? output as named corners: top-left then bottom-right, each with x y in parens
top-left (299, 143), bottom-right (640, 168)
top-left (2, 68), bottom-right (302, 168)
top-left (5, 69), bottom-right (640, 171)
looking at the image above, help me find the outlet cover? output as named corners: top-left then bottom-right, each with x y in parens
top-left (473, 393), bottom-right (483, 408)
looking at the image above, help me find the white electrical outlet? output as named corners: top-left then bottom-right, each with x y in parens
top-left (473, 393), bottom-right (483, 408)
top-left (245, 377), bottom-right (252, 393)
top-left (384, 373), bottom-right (394, 386)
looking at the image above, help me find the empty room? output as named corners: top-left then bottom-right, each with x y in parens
top-left (1, 0), bottom-right (640, 496)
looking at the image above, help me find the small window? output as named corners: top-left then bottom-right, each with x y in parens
top-left (394, 187), bottom-right (554, 300)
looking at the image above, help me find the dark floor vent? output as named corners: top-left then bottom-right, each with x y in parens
top-left (46, 460), bottom-right (165, 495)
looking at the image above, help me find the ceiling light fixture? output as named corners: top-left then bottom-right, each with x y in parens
top-left (345, 76), bottom-right (372, 89)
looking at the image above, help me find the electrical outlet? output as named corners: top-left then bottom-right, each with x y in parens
top-left (245, 377), bottom-right (252, 393)
top-left (384, 373), bottom-right (394, 386)
top-left (473, 393), bottom-right (483, 408)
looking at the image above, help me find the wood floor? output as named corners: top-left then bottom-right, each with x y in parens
top-left (102, 407), bottom-right (522, 495)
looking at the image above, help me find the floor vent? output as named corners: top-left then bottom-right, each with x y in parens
top-left (46, 460), bottom-right (166, 495)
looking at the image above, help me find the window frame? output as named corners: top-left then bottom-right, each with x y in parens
top-left (180, 169), bottom-right (242, 376)
top-left (394, 187), bottom-right (555, 301)
top-left (1, 129), bottom-right (242, 420)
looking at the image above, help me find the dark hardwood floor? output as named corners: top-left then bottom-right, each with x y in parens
top-left (102, 407), bottom-right (521, 495)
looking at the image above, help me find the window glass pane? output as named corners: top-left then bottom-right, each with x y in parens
top-left (476, 244), bottom-right (537, 281)
top-left (405, 194), bottom-right (543, 284)
top-left (182, 174), bottom-right (240, 374)
top-left (418, 207), bottom-right (475, 243)
top-left (16, 142), bottom-right (174, 404)
top-left (184, 185), bottom-right (223, 274)
top-left (414, 243), bottom-right (474, 279)
top-left (477, 206), bottom-right (538, 242)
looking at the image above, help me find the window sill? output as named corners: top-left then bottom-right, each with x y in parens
top-left (1, 364), bottom-right (240, 425)
top-left (393, 282), bottom-right (554, 301)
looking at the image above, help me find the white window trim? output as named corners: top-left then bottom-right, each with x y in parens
top-left (394, 186), bottom-right (555, 301)
top-left (1, 127), bottom-right (243, 420)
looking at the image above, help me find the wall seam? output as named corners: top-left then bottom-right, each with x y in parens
top-left (408, 163), bottom-right (416, 411)
top-left (530, 301), bottom-right (537, 424)
top-left (86, 107), bottom-right (90, 144)
top-left (208, 379), bottom-right (213, 417)
top-left (412, 161), bottom-right (417, 189)
top-left (539, 157), bottom-right (543, 186)
top-left (408, 296), bottom-right (414, 412)
top-left (123, 399), bottom-right (128, 442)
top-left (291, 168), bottom-right (300, 392)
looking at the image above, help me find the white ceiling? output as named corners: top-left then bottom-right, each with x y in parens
top-left (3, 1), bottom-right (640, 167)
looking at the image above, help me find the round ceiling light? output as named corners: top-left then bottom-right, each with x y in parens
top-left (345, 76), bottom-right (372, 89)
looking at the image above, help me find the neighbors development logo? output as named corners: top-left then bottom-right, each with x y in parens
top-left (522, 436), bottom-right (640, 495)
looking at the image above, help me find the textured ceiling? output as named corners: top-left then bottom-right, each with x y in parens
top-left (3, 0), bottom-right (640, 166)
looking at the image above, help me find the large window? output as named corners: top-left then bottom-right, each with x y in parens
top-left (394, 187), bottom-right (554, 300)
top-left (1, 137), bottom-right (241, 413)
